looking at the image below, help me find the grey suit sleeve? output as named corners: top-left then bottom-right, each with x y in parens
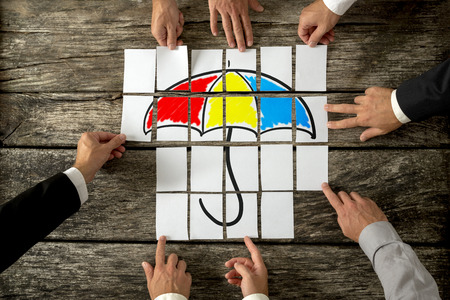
top-left (359, 221), bottom-right (440, 300)
top-left (396, 59), bottom-right (450, 121)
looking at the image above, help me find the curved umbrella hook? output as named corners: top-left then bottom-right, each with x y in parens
top-left (199, 128), bottom-right (244, 226)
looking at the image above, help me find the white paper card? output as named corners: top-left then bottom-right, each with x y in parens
top-left (121, 95), bottom-right (153, 142)
top-left (261, 145), bottom-right (293, 191)
top-left (260, 97), bottom-right (293, 142)
top-left (157, 46), bottom-right (189, 91)
top-left (225, 147), bottom-right (258, 191)
top-left (190, 194), bottom-right (223, 239)
top-left (226, 49), bottom-right (257, 91)
top-left (191, 50), bottom-right (223, 88)
top-left (191, 146), bottom-right (223, 192)
top-left (226, 193), bottom-right (258, 238)
top-left (191, 97), bottom-right (223, 141)
top-left (157, 97), bottom-right (188, 141)
top-left (297, 146), bottom-right (328, 191)
top-left (261, 192), bottom-right (294, 239)
top-left (260, 47), bottom-right (292, 91)
top-left (156, 193), bottom-right (188, 240)
top-left (296, 96), bottom-right (328, 142)
top-left (123, 49), bottom-right (156, 93)
top-left (156, 148), bottom-right (187, 192)
top-left (295, 45), bottom-right (327, 91)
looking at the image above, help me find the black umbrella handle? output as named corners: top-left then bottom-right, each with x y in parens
top-left (199, 128), bottom-right (244, 227)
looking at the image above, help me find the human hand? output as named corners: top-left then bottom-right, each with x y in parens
top-left (73, 132), bottom-right (126, 184)
top-left (325, 87), bottom-right (403, 142)
top-left (151, 0), bottom-right (184, 50)
top-left (142, 236), bottom-right (192, 300)
top-left (298, 0), bottom-right (340, 47)
top-left (322, 183), bottom-right (388, 242)
top-left (225, 236), bottom-right (268, 297)
top-left (209, 0), bottom-right (264, 52)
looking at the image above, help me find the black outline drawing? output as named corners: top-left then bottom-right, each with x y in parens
top-left (145, 70), bottom-right (317, 227)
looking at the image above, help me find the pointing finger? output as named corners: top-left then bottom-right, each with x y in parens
top-left (166, 25), bottom-right (177, 50)
top-left (321, 182), bottom-right (343, 213)
top-left (231, 14), bottom-right (246, 51)
top-left (156, 235), bottom-right (166, 266)
top-left (244, 236), bottom-right (264, 266)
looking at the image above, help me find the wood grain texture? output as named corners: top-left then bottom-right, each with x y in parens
top-left (0, 0), bottom-right (449, 92)
top-left (1, 93), bottom-right (448, 147)
top-left (1, 148), bottom-right (448, 243)
top-left (0, 242), bottom-right (448, 299)
top-left (1, 0), bottom-right (449, 298)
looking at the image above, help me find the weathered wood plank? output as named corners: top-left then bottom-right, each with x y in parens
top-left (0, 242), bottom-right (448, 299)
top-left (0, 148), bottom-right (448, 243)
top-left (0, 1), bottom-right (448, 92)
top-left (1, 93), bottom-right (448, 147)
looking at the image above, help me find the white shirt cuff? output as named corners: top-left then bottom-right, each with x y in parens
top-left (243, 294), bottom-right (270, 300)
top-left (155, 293), bottom-right (188, 300)
top-left (358, 221), bottom-right (402, 266)
top-left (63, 167), bottom-right (88, 205)
top-left (323, 0), bottom-right (357, 16)
top-left (391, 89), bottom-right (411, 124)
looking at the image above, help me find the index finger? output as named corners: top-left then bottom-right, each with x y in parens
top-left (298, 22), bottom-right (311, 44)
top-left (155, 236), bottom-right (167, 266)
top-left (231, 14), bottom-right (246, 51)
top-left (244, 236), bottom-right (264, 266)
top-left (321, 182), bottom-right (343, 212)
top-left (166, 25), bottom-right (177, 50)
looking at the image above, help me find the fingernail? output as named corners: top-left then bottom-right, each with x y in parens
top-left (168, 44), bottom-right (175, 50)
top-left (118, 134), bottom-right (126, 141)
top-left (322, 182), bottom-right (328, 188)
top-left (360, 135), bottom-right (367, 142)
top-left (258, 5), bottom-right (264, 12)
top-left (142, 262), bottom-right (147, 268)
top-left (234, 262), bottom-right (240, 266)
top-left (159, 235), bottom-right (166, 241)
top-left (239, 46), bottom-right (245, 52)
top-left (308, 41), bottom-right (317, 47)
top-left (247, 40), bottom-right (253, 47)
top-left (213, 31), bottom-right (218, 36)
top-left (327, 121), bottom-right (332, 128)
top-left (324, 104), bottom-right (329, 110)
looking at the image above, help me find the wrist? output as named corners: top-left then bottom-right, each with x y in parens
top-left (72, 163), bottom-right (91, 184)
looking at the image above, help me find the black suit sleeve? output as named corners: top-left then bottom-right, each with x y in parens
top-left (0, 173), bottom-right (81, 273)
top-left (396, 59), bottom-right (450, 121)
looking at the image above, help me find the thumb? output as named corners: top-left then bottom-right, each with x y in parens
top-left (307, 26), bottom-right (327, 47)
top-left (142, 262), bottom-right (154, 283)
top-left (360, 127), bottom-right (384, 142)
top-left (234, 262), bottom-right (252, 278)
top-left (106, 134), bottom-right (126, 151)
top-left (248, 0), bottom-right (264, 12)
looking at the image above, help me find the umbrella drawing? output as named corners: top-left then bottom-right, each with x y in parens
top-left (143, 70), bottom-right (316, 227)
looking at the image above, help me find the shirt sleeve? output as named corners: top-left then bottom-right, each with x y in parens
top-left (63, 167), bottom-right (88, 205)
top-left (391, 89), bottom-right (411, 124)
top-left (243, 294), bottom-right (270, 300)
top-left (359, 221), bottom-right (440, 299)
top-left (323, 0), bottom-right (357, 16)
top-left (154, 294), bottom-right (187, 300)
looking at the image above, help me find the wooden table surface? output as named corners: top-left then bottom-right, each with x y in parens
top-left (0, 0), bottom-right (449, 299)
